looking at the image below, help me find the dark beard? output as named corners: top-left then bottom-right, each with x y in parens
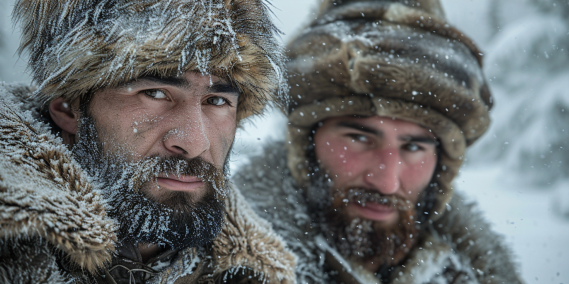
top-left (326, 188), bottom-right (418, 267)
top-left (71, 113), bottom-right (227, 250)
top-left (308, 175), bottom-right (419, 268)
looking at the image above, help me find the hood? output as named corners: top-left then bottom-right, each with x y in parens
top-left (284, 0), bottom-right (492, 217)
top-left (13, 0), bottom-right (287, 122)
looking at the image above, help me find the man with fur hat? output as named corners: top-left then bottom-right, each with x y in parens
top-left (234, 0), bottom-right (522, 283)
top-left (0, 0), bottom-right (296, 283)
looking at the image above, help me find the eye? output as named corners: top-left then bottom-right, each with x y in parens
top-left (348, 134), bottom-right (368, 143)
top-left (144, 89), bottom-right (168, 100)
top-left (403, 142), bottom-right (421, 152)
top-left (206, 96), bottom-right (228, 106)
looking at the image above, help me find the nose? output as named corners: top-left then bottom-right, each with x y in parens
top-left (363, 147), bottom-right (401, 195)
top-left (163, 105), bottom-right (210, 158)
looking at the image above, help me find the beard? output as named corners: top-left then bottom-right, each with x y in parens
top-left (71, 112), bottom-right (227, 250)
top-left (308, 174), bottom-right (419, 268)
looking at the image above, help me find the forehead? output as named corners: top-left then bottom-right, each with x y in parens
top-left (322, 115), bottom-right (434, 137)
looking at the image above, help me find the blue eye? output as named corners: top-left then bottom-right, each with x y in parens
top-left (207, 97), bottom-right (227, 106)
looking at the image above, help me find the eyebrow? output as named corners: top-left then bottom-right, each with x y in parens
top-left (336, 121), bottom-right (381, 136)
top-left (401, 136), bottom-right (438, 145)
top-left (207, 81), bottom-right (240, 96)
top-left (336, 121), bottom-right (438, 144)
top-left (125, 76), bottom-right (240, 96)
top-left (135, 76), bottom-right (189, 88)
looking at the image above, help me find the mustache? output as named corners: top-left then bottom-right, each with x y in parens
top-left (97, 154), bottom-right (228, 197)
top-left (332, 188), bottom-right (414, 210)
top-left (138, 156), bottom-right (225, 191)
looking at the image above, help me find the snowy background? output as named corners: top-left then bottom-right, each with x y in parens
top-left (1, 0), bottom-right (568, 283)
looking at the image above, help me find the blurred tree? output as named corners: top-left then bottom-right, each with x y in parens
top-left (469, 0), bottom-right (569, 186)
top-left (0, 0), bottom-right (29, 83)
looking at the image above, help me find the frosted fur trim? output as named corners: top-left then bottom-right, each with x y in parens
top-left (234, 142), bottom-right (523, 284)
top-left (0, 83), bottom-right (116, 274)
top-left (13, 0), bottom-right (287, 121)
top-left (0, 83), bottom-right (296, 283)
top-left (213, 184), bottom-right (297, 284)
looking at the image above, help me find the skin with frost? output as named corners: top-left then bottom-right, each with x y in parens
top-left (87, 72), bottom-right (238, 200)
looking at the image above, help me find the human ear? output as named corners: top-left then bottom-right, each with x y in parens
top-left (49, 97), bottom-right (80, 134)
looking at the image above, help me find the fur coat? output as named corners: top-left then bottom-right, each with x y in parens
top-left (233, 142), bottom-right (523, 284)
top-left (0, 82), bottom-right (296, 283)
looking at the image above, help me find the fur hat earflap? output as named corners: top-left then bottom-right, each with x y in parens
top-left (285, 0), bottom-right (492, 218)
top-left (13, 0), bottom-right (287, 121)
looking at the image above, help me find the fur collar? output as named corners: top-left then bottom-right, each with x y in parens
top-left (0, 82), bottom-right (295, 283)
top-left (233, 141), bottom-right (522, 284)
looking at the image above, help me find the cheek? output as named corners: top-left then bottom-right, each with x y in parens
top-left (315, 139), bottom-right (366, 179)
top-left (90, 96), bottom-right (163, 158)
top-left (204, 114), bottom-right (237, 165)
top-left (401, 154), bottom-right (437, 198)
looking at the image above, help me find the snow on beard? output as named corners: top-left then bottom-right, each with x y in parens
top-left (307, 175), bottom-right (418, 268)
top-left (71, 112), bottom-right (228, 250)
top-left (326, 188), bottom-right (418, 267)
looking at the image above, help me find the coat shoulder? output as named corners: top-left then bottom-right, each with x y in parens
top-left (0, 84), bottom-right (116, 275)
top-left (212, 184), bottom-right (297, 284)
top-left (432, 192), bottom-right (522, 283)
top-left (232, 141), bottom-right (330, 283)
top-left (394, 191), bottom-right (522, 284)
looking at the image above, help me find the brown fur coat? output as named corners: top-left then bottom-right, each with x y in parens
top-left (0, 83), bottom-right (296, 283)
top-left (233, 142), bottom-right (523, 284)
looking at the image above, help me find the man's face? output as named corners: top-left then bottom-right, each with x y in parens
top-left (73, 72), bottom-right (239, 249)
top-left (312, 115), bottom-right (438, 267)
top-left (88, 72), bottom-right (238, 200)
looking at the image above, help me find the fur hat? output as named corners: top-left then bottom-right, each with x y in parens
top-left (285, 0), bottom-right (492, 217)
top-left (13, 0), bottom-right (287, 121)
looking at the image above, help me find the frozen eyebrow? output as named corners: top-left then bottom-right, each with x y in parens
top-left (336, 121), bottom-right (381, 136)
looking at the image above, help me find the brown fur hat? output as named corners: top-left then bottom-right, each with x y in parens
top-left (286, 0), bottom-right (492, 217)
top-left (13, 0), bottom-right (287, 121)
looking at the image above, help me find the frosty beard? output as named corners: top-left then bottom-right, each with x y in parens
top-left (307, 175), bottom-right (418, 269)
top-left (71, 112), bottom-right (227, 250)
top-left (325, 188), bottom-right (418, 268)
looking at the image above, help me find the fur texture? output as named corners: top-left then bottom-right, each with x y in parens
top-left (284, 0), bottom-right (492, 216)
top-left (12, 0), bottom-right (287, 121)
top-left (233, 142), bottom-right (523, 284)
top-left (0, 83), bottom-right (295, 283)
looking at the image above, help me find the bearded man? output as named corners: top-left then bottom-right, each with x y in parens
top-left (234, 0), bottom-right (522, 283)
top-left (0, 0), bottom-right (296, 283)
